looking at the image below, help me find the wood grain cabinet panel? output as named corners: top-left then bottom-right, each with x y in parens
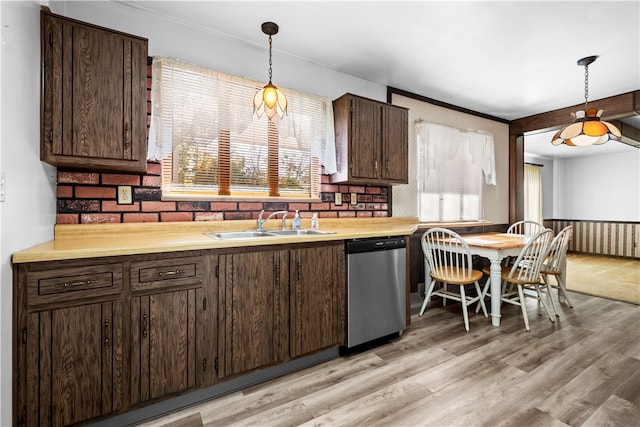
top-left (290, 243), bottom-right (346, 358)
top-left (331, 93), bottom-right (408, 185)
top-left (218, 249), bottom-right (290, 378)
top-left (13, 242), bottom-right (348, 425)
top-left (130, 252), bottom-right (216, 405)
top-left (40, 8), bottom-right (148, 173)
top-left (15, 258), bottom-right (125, 426)
top-left (381, 103), bottom-right (409, 182)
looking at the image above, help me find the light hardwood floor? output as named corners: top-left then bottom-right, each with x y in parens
top-left (139, 258), bottom-right (640, 427)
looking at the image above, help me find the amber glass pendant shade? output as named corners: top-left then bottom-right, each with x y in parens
top-left (551, 55), bottom-right (621, 147)
top-left (551, 108), bottom-right (622, 146)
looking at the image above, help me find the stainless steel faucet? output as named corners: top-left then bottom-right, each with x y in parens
top-left (257, 210), bottom-right (288, 232)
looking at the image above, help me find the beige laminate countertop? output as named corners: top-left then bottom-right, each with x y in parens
top-left (12, 217), bottom-right (420, 264)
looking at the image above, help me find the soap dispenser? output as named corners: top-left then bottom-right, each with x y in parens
top-left (292, 210), bottom-right (301, 230)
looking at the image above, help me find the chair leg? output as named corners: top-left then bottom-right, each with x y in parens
top-left (443, 283), bottom-right (448, 306)
top-left (556, 275), bottom-right (574, 308)
top-left (517, 284), bottom-right (530, 332)
top-left (541, 275), bottom-right (559, 317)
top-left (460, 286), bottom-right (470, 333)
top-left (533, 284), bottom-right (555, 323)
top-left (420, 279), bottom-right (437, 316)
top-left (476, 278), bottom-right (490, 314)
top-left (474, 281), bottom-right (488, 317)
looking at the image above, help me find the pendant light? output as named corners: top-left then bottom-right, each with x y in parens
top-left (253, 22), bottom-right (287, 120)
top-left (551, 56), bottom-right (621, 146)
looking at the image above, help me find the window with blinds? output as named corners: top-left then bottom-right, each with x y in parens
top-left (415, 122), bottom-right (495, 222)
top-left (149, 57), bottom-right (331, 200)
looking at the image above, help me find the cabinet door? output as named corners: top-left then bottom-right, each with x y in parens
top-left (381, 104), bottom-right (409, 183)
top-left (41, 11), bottom-right (147, 172)
top-left (218, 250), bottom-right (289, 377)
top-left (290, 244), bottom-right (345, 358)
top-left (24, 301), bottom-right (123, 426)
top-left (131, 288), bottom-right (209, 403)
top-left (349, 96), bottom-right (381, 180)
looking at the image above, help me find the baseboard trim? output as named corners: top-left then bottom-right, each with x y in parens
top-left (92, 348), bottom-right (341, 427)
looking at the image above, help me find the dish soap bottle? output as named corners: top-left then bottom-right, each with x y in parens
top-left (292, 210), bottom-right (301, 230)
top-left (311, 213), bottom-right (319, 229)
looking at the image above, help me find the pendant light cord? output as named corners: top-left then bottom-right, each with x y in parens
top-left (583, 62), bottom-right (590, 111)
top-left (268, 35), bottom-right (273, 83)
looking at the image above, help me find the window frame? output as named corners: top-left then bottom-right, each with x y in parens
top-left (149, 57), bottom-right (332, 202)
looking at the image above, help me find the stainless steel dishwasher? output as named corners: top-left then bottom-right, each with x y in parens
top-left (345, 236), bottom-right (407, 348)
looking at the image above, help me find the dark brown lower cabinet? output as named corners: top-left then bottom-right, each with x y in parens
top-left (27, 301), bottom-right (123, 426)
top-left (129, 253), bottom-right (217, 404)
top-left (13, 242), bottom-right (346, 425)
top-left (218, 248), bottom-right (290, 377)
top-left (290, 243), bottom-right (345, 358)
top-left (14, 258), bottom-right (124, 426)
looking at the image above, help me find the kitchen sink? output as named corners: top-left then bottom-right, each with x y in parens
top-left (265, 229), bottom-right (335, 236)
top-left (204, 229), bottom-right (335, 240)
top-left (205, 231), bottom-right (276, 240)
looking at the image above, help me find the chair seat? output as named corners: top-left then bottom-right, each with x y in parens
top-left (540, 265), bottom-right (561, 275)
top-left (431, 268), bottom-right (483, 285)
top-left (500, 265), bottom-right (543, 285)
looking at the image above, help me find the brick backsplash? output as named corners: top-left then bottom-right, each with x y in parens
top-left (54, 61), bottom-right (389, 224)
top-left (55, 163), bottom-right (389, 224)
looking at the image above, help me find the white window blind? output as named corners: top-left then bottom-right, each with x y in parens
top-left (416, 122), bottom-right (496, 222)
top-left (148, 57), bottom-right (336, 200)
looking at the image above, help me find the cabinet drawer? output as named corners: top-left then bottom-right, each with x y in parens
top-left (131, 256), bottom-right (204, 292)
top-left (27, 263), bottom-right (123, 306)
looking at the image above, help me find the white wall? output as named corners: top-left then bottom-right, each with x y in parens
top-left (0, 1), bottom-right (389, 423)
top-left (524, 149), bottom-right (640, 222)
top-left (1, 2), bottom-right (58, 424)
top-left (391, 94), bottom-right (510, 224)
top-left (556, 151), bottom-right (640, 221)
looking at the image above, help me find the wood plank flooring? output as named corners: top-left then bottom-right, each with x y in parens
top-left (139, 259), bottom-right (640, 427)
top-left (565, 253), bottom-right (640, 304)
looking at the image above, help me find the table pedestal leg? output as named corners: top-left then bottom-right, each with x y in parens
top-left (490, 259), bottom-right (502, 326)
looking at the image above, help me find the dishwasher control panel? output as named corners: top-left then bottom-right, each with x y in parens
top-left (345, 236), bottom-right (406, 254)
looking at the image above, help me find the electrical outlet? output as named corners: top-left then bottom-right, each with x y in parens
top-left (335, 192), bottom-right (342, 205)
top-left (117, 186), bottom-right (133, 204)
top-left (350, 193), bottom-right (357, 205)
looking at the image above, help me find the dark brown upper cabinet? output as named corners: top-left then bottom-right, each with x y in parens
top-left (40, 8), bottom-right (148, 173)
top-left (331, 93), bottom-right (408, 185)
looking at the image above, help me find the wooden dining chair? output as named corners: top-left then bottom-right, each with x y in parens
top-left (420, 228), bottom-right (488, 333)
top-left (507, 220), bottom-right (545, 236)
top-left (541, 226), bottom-right (574, 313)
top-left (498, 228), bottom-right (554, 332)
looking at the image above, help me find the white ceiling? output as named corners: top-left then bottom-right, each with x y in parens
top-left (121, 0), bottom-right (640, 158)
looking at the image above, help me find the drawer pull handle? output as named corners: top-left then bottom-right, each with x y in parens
top-left (156, 269), bottom-right (184, 277)
top-left (56, 279), bottom-right (97, 288)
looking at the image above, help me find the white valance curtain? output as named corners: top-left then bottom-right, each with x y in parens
top-left (147, 56), bottom-right (337, 174)
top-left (415, 121), bottom-right (497, 186)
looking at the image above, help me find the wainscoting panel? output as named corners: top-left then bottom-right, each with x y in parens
top-left (549, 220), bottom-right (639, 259)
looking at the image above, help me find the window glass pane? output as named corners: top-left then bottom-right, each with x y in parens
top-left (416, 123), bottom-right (486, 222)
top-left (150, 57), bottom-right (331, 200)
